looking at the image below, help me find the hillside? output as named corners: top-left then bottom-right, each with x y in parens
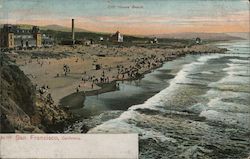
top-left (226, 32), bottom-right (250, 40)
top-left (151, 32), bottom-right (245, 40)
top-left (41, 24), bottom-right (88, 32)
top-left (0, 53), bottom-right (72, 133)
top-left (1, 24), bottom-right (245, 41)
top-left (0, 24), bottom-right (88, 32)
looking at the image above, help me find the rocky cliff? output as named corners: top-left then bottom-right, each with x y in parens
top-left (0, 53), bottom-right (71, 133)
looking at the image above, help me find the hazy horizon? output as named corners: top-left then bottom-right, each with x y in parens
top-left (0, 0), bottom-right (249, 35)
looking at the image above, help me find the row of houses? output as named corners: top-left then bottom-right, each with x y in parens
top-left (0, 22), bottom-right (201, 50)
top-left (0, 24), bottom-right (54, 49)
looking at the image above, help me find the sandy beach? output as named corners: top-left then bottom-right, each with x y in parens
top-left (10, 43), bottom-right (226, 106)
top-left (1, 1), bottom-right (249, 158)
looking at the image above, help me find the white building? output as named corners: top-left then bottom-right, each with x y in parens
top-left (110, 31), bottom-right (123, 43)
top-left (196, 37), bottom-right (202, 44)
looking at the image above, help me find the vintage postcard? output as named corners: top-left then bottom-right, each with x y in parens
top-left (0, 0), bottom-right (249, 158)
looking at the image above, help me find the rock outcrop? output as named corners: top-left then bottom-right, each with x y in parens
top-left (0, 53), bottom-right (71, 133)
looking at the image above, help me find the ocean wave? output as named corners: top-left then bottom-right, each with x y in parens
top-left (210, 62), bottom-right (250, 85)
top-left (187, 103), bottom-right (208, 114)
top-left (199, 109), bottom-right (250, 130)
top-left (204, 89), bottom-right (250, 100)
top-left (229, 59), bottom-right (250, 64)
top-left (88, 54), bottom-right (222, 135)
top-left (207, 97), bottom-right (250, 113)
top-left (88, 110), bottom-right (174, 143)
top-left (201, 71), bottom-right (214, 75)
top-left (197, 54), bottom-right (221, 63)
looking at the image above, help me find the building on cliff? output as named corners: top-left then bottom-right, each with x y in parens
top-left (110, 31), bottom-right (123, 43)
top-left (0, 24), bottom-right (54, 49)
top-left (195, 37), bottom-right (202, 44)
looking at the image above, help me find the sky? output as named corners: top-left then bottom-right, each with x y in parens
top-left (0, 0), bottom-right (249, 35)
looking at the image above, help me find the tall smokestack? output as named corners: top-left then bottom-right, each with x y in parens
top-left (72, 19), bottom-right (75, 45)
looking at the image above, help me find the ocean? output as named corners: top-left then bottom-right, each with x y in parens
top-left (67, 40), bottom-right (250, 158)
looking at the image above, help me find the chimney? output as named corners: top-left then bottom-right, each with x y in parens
top-left (72, 19), bottom-right (75, 45)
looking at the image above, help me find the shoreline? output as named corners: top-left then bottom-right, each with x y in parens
top-left (8, 42), bottom-right (228, 122)
top-left (2, 41), bottom-right (229, 133)
top-left (62, 43), bottom-right (231, 133)
top-left (59, 45), bottom-right (227, 111)
top-left (59, 81), bottom-right (118, 109)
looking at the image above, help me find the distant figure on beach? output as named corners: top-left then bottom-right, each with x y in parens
top-left (46, 93), bottom-right (54, 104)
top-left (63, 64), bottom-right (70, 76)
